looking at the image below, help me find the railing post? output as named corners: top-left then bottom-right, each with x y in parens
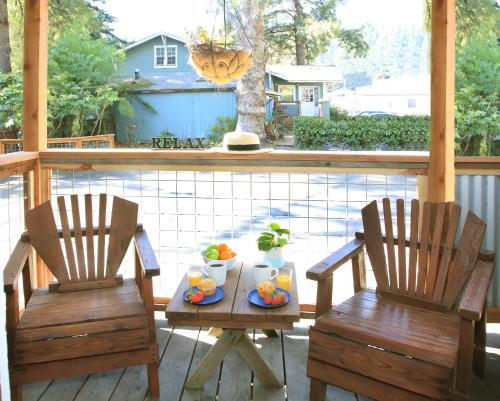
top-left (428, 0), bottom-right (456, 202)
top-left (22, 0), bottom-right (50, 287)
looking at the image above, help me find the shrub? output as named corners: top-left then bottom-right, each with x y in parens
top-left (329, 106), bottom-right (349, 120)
top-left (294, 116), bottom-right (430, 151)
top-left (207, 116), bottom-right (237, 145)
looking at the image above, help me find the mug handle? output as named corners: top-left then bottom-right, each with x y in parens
top-left (270, 267), bottom-right (279, 281)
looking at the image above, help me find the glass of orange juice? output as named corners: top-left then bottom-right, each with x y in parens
top-left (188, 266), bottom-right (203, 287)
top-left (276, 267), bottom-right (292, 291)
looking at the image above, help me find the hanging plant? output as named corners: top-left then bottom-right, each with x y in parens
top-left (188, 42), bottom-right (252, 85)
top-left (187, 1), bottom-right (253, 85)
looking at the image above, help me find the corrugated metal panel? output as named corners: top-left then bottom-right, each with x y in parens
top-left (114, 91), bottom-right (237, 141)
top-left (456, 175), bottom-right (500, 307)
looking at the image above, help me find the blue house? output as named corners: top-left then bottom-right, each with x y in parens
top-left (114, 32), bottom-right (237, 143)
top-left (114, 32), bottom-right (343, 143)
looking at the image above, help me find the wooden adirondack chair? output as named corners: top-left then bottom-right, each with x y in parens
top-left (4, 194), bottom-right (161, 401)
top-left (306, 198), bottom-right (495, 401)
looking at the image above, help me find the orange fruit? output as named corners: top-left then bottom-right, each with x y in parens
top-left (230, 251), bottom-right (236, 257)
top-left (220, 250), bottom-right (233, 260)
top-left (218, 243), bottom-right (229, 253)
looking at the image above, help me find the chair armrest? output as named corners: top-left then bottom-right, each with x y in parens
top-left (306, 239), bottom-right (365, 281)
top-left (134, 230), bottom-right (160, 277)
top-left (4, 240), bottom-right (31, 294)
top-left (459, 260), bottom-right (495, 321)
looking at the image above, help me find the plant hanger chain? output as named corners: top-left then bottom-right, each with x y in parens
top-left (209, 0), bottom-right (253, 50)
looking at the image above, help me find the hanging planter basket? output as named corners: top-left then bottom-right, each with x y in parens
top-left (188, 43), bottom-right (252, 85)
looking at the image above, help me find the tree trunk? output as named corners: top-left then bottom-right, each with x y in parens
top-left (293, 0), bottom-right (306, 65)
top-left (0, 0), bottom-right (11, 72)
top-left (235, 0), bottom-right (267, 138)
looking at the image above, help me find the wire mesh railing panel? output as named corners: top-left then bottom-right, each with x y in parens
top-left (1, 135), bottom-right (113, 154)
top-left (47, 142), bottom-right (76, 149)
top-left (0, 174), bottom-right (27, 265)
top-left (50, 169), bottom-right (417, 305)
top-left (81, 140), bottom-right (112, 148)
top-left (3, 143), bottom-right (23, 153)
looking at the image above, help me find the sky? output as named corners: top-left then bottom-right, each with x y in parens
top-left (101, 0), bottom-right (425, 43)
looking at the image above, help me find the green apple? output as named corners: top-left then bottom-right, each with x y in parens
top-left (206, 244), bottom-right (218, 252)
top-left (206, 249), bottom-right (220, 260)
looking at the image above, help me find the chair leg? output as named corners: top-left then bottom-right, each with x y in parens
top-left (310, 378), bottom-right (326, 401)
top-left (147, 362), bottom-right (160, 399)
top-left (11, 385), bottom-right (22, 401)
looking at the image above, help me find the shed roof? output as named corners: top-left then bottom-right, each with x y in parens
top-left (267, 64), bottom-right (343, 83)
top-left (131, 71), bottom-right (236, 92)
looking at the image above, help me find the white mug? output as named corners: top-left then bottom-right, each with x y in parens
top-left (203, 260), bottom-right (227, 286)
top-left (252, 261), bottom-right (279, 284)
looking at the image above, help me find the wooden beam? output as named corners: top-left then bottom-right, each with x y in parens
top-left (428, 0), bottom-right (456, 202)
top-left (23, 0), bottom-right (49, 287)
top-left (22, 0), bottom-right (48, 153)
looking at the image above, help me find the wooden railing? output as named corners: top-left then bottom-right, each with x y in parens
top-left (0, 134), bottom-right (115, 154)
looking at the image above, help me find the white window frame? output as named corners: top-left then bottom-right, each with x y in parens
top-left (278, 85), bottom-right (296, 101)
top-left (154, 45), bottom-right (177, 68)
top-left (300, 86), bottom-right (318, 103)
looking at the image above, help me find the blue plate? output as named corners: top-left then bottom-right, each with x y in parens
top-left (183, 286), bottom-right (225, 305)
top-left (247, 288), bottom-right (290, 309)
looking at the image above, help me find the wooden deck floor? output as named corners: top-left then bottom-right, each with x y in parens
top-left (21, 317), bottom-right (500, 401)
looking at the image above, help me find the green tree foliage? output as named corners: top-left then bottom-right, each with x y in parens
top-left (7, 0), bottom-right (121, 71)
top-left (455, 32), bottom-right (499, 155)
top-left (265, 0), bottom-right (368, 64)
top-left (425, 0), bottom-right (499, 155)
top-left (0, 0), bottom-right (148, 138)
top-left (424, 0), bottom-right (499, 49)
top-left (0, 29), bottom-right (147, 137)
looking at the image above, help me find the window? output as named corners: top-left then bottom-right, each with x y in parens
top-left (278, 85), bottom-right (295, 101)
top-left (408, 98), bottom-right (417, 108)
top-left (154, 45), bottom-right (177, 68)
top-left (301, 87), bottom-right (315, 103)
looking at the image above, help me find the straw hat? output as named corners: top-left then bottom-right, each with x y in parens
top-left (211, 132), bottom-right (273, 154)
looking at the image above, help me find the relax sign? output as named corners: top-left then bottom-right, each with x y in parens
top-left (152, 137), bottom-right (206, 149)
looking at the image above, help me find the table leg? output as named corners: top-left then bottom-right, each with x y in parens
top-left (235, 331), bottom-right (282, 388)
top-left (185, 329), bottom-right (283, 390)
top-left (185, 330), bottom-right (241, 389)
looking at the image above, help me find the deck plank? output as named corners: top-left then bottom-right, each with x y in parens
top-left (38, 375), bottom-right (88, 401)
top-left (483, 355), bottom-right (500, 399)
top-left (252, 330), bottom-right (286, 401)
top-left (109, 317), bottom-right (171, 401)
top-left (21, 381), bottom-right (51, 401)
top-left (73, 369), bottom-right (124, 401)
top-left (180, 328), bottom-right (221, 401)
top-left (157, 326), bottom-right (200, 401)
top-left (216, 330), bottom-right (252, 401)
top-left (282, 324), bottom-right (310, 401)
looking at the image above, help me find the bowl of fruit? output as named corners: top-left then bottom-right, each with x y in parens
top-left (201, 243), bottom-right (238, 271)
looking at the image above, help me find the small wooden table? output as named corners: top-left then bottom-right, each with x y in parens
top-left (166, 262), bottom-right (300, 389)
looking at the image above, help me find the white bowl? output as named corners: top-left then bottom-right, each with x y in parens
top-left (201, 250), bottom-right (237, 271)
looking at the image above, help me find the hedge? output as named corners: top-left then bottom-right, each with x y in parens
top-left (294, 116), bottom-right (430, 151)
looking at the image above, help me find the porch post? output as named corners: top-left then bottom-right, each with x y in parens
top-left (22, 0), bottom-right (49, 286)
top-left (428, 0), bottom-right (456, 202)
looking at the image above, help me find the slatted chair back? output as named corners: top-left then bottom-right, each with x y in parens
top-left (361, 198), bottom-right (486, 309)
top-left (26, 194), bottom-right (138, 291)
